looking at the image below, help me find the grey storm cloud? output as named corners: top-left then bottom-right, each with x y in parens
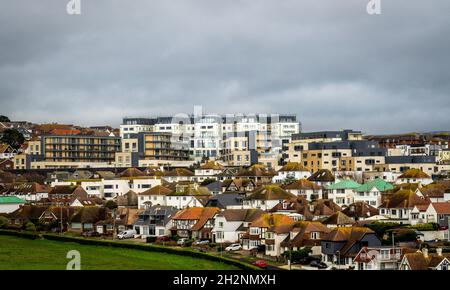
top-left (0, 0), bottom-right (449, 134)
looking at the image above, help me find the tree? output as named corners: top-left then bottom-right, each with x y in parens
top-left (104, 200), bottom-right (118, 210)
top-left (0, 115), bottom-right (10, 122)
top-left (0, 128), bottom-right (25, 149)
top-left (24, 221), bottom-right (36, 232)
top-left (282, 175), bottom-right (297, 185)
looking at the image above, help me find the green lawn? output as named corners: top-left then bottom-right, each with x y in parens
top-left (0, 235), bottom-right (239, 270)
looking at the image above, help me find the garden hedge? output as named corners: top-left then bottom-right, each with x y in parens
top-left (0, 229), bottom-right (39, 240)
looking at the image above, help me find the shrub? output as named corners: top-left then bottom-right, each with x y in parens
top-left (146, 236), bottom-right (157, 243)
top-left (282, 247), bottom-right (312, 263)
top-left (24, 222), bottom-right (36, 232)
top-left (0, 216), bottom-right (9, 229)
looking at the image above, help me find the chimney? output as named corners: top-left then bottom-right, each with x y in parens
top-left (422, 248), bottom-right (428, 258)
top-left (436, 248), bottom-right (443, 256)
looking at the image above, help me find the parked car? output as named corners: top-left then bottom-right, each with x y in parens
top-left (81, 231), bottom-right (101, 237)
top-left (156, 236), bottom-right (171, 242)
top-left (225, 243), bottom-right (242, 251)
top-left (254, 260), bottom-right (268, 269)
top-left (193, 239), bottom-right (209, 245)
top-left (177, 238), bottom-right (188, 245)
top-left (117, 230), bottom-right (137, 240)
top-left (310, 260), bottom-right (328, 269)
top-left (296, 256), bottom-right (320, 265)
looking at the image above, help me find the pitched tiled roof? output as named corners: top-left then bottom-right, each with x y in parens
top-left (380, 189), bottom-right (429, 209)
top-left (200, 161), bottom-right (225, 170)
top-left (278, 162), bottom-right (307, 172)
top-left (398, 169), bottom-right (431, 179)
top-left (322, 211), bottom-right (355, 225)
top-left (247, 185), bottom-right (296, 200)
top-left (341, 202), bottom-right (379, 219)
top-left (403, 251), bottom-right (450, 270)
top-left (237, 164), bottom-right (276, 177)
top-left (139, 185), bottom-right (173, 196)
top-left (7, 205), bottom-right (47, 220)
top-left (284, 179), bottom-right (321, 190)
top-left (163, 168), bottom-right (195, 177)
top-left (430, 202), bottom-right (450, 214)
top-left (251, 213), bottom-right (295, 233)
top-left (308, 169), bottom-right (335, 182)
top-left (326, 180), bottom-right (361, 190)
top-left (281, 221), bottom-right (331, 248)
top-left (220, 209), bottom-right (264, 222)
top-left (355, 178), bottom-right (394, 192)
top-left (171, 207), bottom-right (220, 231)
top-left (119, 168), bottom-right (146, 178)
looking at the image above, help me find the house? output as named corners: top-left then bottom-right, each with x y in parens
top-left (0, 196), bottom-right (26, 213)
top-left (69, 197), bottom-right (103, 208)
top-left (38, 206), bottom-right (78, 231)
top-left (95, 208), bottom-right (143, 235)
top-left (241, 213), bottom-right (295, 257)
top-left (400, 248), bottom-right (450, 270)
top-left (354, 246), bottom-right (416, 270)
top-left (221, 178), bottom-right (256, 192)
top-left (204, 192), bottom-right (244, 209)
top-left (272, 162), bottom-right (311, 184)
top-left (47, 185), bottom-right (89, 206)
top-left (0, 182), bottom-right (50, 203)
top-left (0, 144), bottom-right (17, 159)
top-left (410, 204), bottom-right (430, 225)
top-left (162, 168), bottom-right (195, 183)
top-left (326, 179), bottom-right (361, 207)
top-left (396, 169), bottom-right (433, 186)
top-left (236, 164), bottom-right (276, 184)
top-left (270, 197), bottom-right (341, 221)
top-left (165, 182), bottom-right (211, 209)
top-left (321, 227), bottom-right (382, 268)
top-left (379, 189), bottom-right (430, 224)
top-left (322, 211), bottom-right (355, 228)
top-left (133, 205), bottom-right (178, 238)
top-left (417, 182), bottom-right (450, 202)
top-left (341, 202), bottom-right (379, 221)
top-left (194, 161), bottom-right (224, 182)
top-left (244, 185), bottom-right (296, 211)
top-left (280, 221), bottom-right (331, 256)
top-left (68, 207), bottom-right (108, 232)
top-left (353, 178), bottom-right (394, 207)
top-left (5, 205), bottom-right (47, 228)
top-left (170, 207), bottom-right (220, 240)
top-left (216, 167), bottom-right (241, 181)
top-left (138, 185), bottom-right (173, 209)
top-left (424, 202), bottom-right (450, 227)
top-left (307, 169), bottom-right (335, 187)
top-left (211, 209), bottom-right (264, 244)
top-left (283, 179), bottom-right (322, 201)
top-left (204, 180), bottom-right (222, 195)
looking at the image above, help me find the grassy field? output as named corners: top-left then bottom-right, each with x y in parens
top-left (0, 235), bottom-right (239, 270)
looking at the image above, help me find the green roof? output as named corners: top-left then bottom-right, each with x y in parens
top-left (326, 180), bottom-right (361, 190)
top-left (355, 178), bottom-right (394, 192)
top-left (0, 196), bottom-right (26, 204)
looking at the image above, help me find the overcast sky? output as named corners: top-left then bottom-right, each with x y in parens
top-left (0, 0), bottom-right (449, 134)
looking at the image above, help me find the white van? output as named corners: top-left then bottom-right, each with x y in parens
top-left (117, 230), bottom-right (137, 240)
